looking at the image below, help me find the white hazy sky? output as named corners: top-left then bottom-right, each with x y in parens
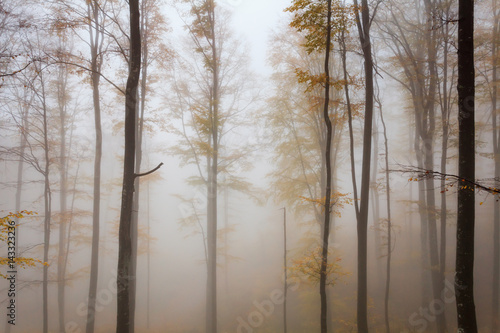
top-left (168, 0), bottom-right (292, 75)
top-left (225, 0), bottom-right (291, 73)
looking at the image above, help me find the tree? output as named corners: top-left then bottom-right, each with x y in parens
top-left (285, 1), bottom-right (354, 331)
top-left (476, 0), bottom-right (500, 327)
top-left (116, 0), bottom-right (141, 331)
top-left (352, 0), bottom-right (375, 330)
top-left (84, 2), bottom-right (105, 331)
top-left (167, 2), bottom-right (257, 331)
top-left (11, 43), bottom-right (56, 333)
top-left (377, 1), bottom-right (454, 330)
top-left (0, 1), bottom-right (36, 79)
top-left (455, 0), bottom-right (477, 330)
top-left (187, 4), bottom-right (219, 331)
top-left (375, 87), bottom-right (393, 333)
top-left (50, 28), bottom-right (78, 333)
top-left (266, 24), bottom-right (347, 233)
top-left (0, 24), bottom-right (57, 329)
top-left (129, 0), bottom-right (170, 327)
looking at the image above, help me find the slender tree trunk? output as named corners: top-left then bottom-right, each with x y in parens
top-left (40, 69), bottom-right (52, 333)
top-left (116, 0), bottom-right (141, 331)
top-left (206, 3), bottom-right (218, 332)
top-left (422, 2), bottom-right (446, 330)
top-left (455, 0), bottom-right (477, 331)
top-left (378, 96), bottom-right (392, 333)
top-left (438, 6), bottom-right (452, 312)
top-left (491, 1), bottom-right (500, 329)
top-left (57, 62), bottom-right (69, 333)
top-left (341, 27), bottom-right (360, 222)
top-left (371, 125), bottom-right (382, 287)
top-left (353, 0), bottom-right (374, 330)
top-left (86, 2), bottom-right (103, 331)
top-left (319, 2), bottom-right (332, 333)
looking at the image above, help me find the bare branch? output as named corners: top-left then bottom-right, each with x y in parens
top-left (392, 165), bottom-right (500, 195)
top-left (134, 162), bottom-right (163, 178)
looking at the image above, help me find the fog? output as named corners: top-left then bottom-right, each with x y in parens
top-left (0, 0), bottom-right (498, 332)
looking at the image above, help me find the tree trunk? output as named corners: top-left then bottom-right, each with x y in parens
top-left (378, 92), bottom-right (392, 333)
top-left (129, 7), bottom-right (149, 329)
top-left (116, 0), bottom-right (141, 331)
top-left (86, 2), bottom-right (103, 331)
top-left (491, 1), bottom-right (500, 329)
top-left (455, 0), bottom-right (477, 331)
top-left (371, 125), bottom-right (382, 286)
top-left (353, 0), bottom-right (374, 330)
top-left (319, 1), bottom-right (332, 332)
top-left (57, 62), bottom-right (69, 333)
top-left (205, 3), bottom-right (219, 332)
top-left (422, 2), bottom-right (446, 330)
top-left (40, 69), bottom-right (52, 333)
top-left (438, 5), bottom-right (452, 320)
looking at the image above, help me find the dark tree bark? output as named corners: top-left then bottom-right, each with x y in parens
top-left (455, 0), bottom-right (477, 331)
top-left (319, 1), bottom-right (333, 332)
top-left (353, 0), bottom-right (374, 330)
top-left (129, 2), bottom-right (150, 327)
top-left (116, 0), bottom-right (141, 331)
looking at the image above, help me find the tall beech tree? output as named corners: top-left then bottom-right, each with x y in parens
top-left (30, 52), bottom-right (53, 333)
top-left (116, 0), bottom-right (162, 328)
top-left (285, 1), bottom-right (353, 331)
top-left (476, 0), bottom-right (500, 327)
top-left (266, 25), bottom-right (346, 241)
top-left (455, 0), bottom-right (477, 330)
top-left (167, 2), bottom-right (257, 331)
top-left (84, 1), bottom-right (106, 331)
top-left (129, 0), bottom-right (169, 327)
top-left (187, 4), bottom-right (219, 331)
top-left (54, 48), bottom-right (71, 333)
top-left (116, 0), bottom-right (141, 331)
top-left (377, 1), bottom-right (453, 329)
top-left (352, 0), bottom-right (375, 330)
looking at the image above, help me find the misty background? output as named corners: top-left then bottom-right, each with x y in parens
top-left (0, 0), bottom-right (497, 332)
